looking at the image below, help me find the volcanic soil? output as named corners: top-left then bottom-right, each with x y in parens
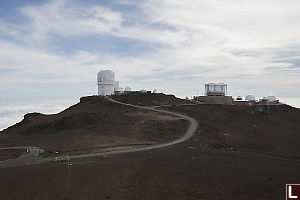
top-left (0, 94), bottom-right (300, 200)
top-left (0, 95), bottom-right (187, 158)
top-left (110, 92), bottom-right (194, 106)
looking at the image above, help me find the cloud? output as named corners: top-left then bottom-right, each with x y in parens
top-left (0, 100), bottom-right (77, 131)
top-left (1, 0), bottom-right (300, 130)
top-left (18, 0), bottom-right (183, 48)
top-left (0, 0), bottom-right (300, 101)
top-left (20, 0), bottom-right (123, 42)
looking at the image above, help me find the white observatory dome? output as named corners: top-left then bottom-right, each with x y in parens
top-left (97, 70), bottom-right (115, 96)
top-left (267, 96), bottom-right (276, 102)
top-left (124, 86), bottom-right (131, 92)
top-left (97, 70), bottom-right (115, 84)
top-left (245, 95), bottom-right (255, 101)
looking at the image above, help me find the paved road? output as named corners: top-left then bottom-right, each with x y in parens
top-left (0, 98), bottom-right (198, 169)
top-left (0, 146), bottom-right (41, 157)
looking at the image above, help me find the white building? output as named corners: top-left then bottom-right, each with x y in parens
top-left (97, 70), bottom-right (115, 96)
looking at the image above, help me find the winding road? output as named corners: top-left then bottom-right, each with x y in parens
top-left (0, 97), bottom-right (198, 169)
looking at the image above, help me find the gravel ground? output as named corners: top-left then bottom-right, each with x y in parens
top-left (0, 96), bottom-right (299, 199)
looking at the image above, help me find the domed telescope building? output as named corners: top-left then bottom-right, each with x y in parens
top-left (97, 70), bottom-right (115, 96)
top-left (124, 86), bottom-right (131, 94)
top-left (245, 95), bottom-right (255, 101)
top-left (267, 96), bottom-right (276, 102)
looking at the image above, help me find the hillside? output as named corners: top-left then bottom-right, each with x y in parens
top-left (163, 104), bottom-right (300, 158)
top-left (0, 96), bottom-right (187, 157)
top-left (0, 95), bottom-right (300, 199)
top-left (110, 92), bottom-right (194, 106)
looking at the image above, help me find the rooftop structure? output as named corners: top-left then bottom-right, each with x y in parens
top-left (194, 83), bottom-right (232, 105)
top-left (205, 83), bottom-right (227, 96)
top-left (124, 86), bottom-right (131, 93)
top-left (245, 95), bottom-right (255, 101)
top-left (114, 81), bottom-right (123, 94)
top-left (236, 96), bottom-right (243, 100)
top-left (267, 96), bottom-right (276, 102)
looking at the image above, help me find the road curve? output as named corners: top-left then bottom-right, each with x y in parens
top-left (0, 97), bottom-right (198, 169)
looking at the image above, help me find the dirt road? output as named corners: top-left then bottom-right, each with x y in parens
top-left (0, 97), bottom-right (197, 168)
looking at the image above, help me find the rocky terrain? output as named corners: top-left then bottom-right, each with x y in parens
top-left (111, 92), bottom-right (194, 106)
top-left (0, 95), bottom-right (187, 157)
top-left (163, 104), bottom-right (300, 159)
top-left (0, 149), bottom-right (25, 161)
top-left (0, 93), bottom-right (299, 200)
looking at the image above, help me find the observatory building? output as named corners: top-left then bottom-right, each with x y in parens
top-left (234, 94), bottom-right (256, 106)
top-left (194, 83), bottom-right (233, 105)
top-left (124, 86), bottom-right (131, 94)
top-left (267, 96), bottom-right (276, 102)
top-left (114, 81), bottom-right (123, 95)
top-left (245, 95), bottom-right (255, 101)
top-left (194, 82), bottom-right (279, 106)
top-left (258, 96), bottom-right (279, 105)
top-left (97, 70), bottom-right (115, 96)
top-left (205, 83), bottom-right (227, 96)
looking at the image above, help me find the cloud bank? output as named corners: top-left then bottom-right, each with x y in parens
top-left (0, 0), bottom-right (300, 101)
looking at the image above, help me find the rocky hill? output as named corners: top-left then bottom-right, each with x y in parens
top-left (110, 92), bottom-right (194, 106)
top-left (0, 96), bottom-right (187, 156)
top-left (0, 95), bottom-right (300, 200)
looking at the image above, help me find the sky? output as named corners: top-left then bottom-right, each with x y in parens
top-left (1, 0), bottom-right (300, 129)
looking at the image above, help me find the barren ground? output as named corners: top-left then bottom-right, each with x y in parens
top-left (0, 96), bottom-right (187, 158)
top-left (0, 94), bottom-right (299, 200)
top-left (0, 149), bottom-right (25, 161)
top-left (110, 92), bottom-right (194, 106)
